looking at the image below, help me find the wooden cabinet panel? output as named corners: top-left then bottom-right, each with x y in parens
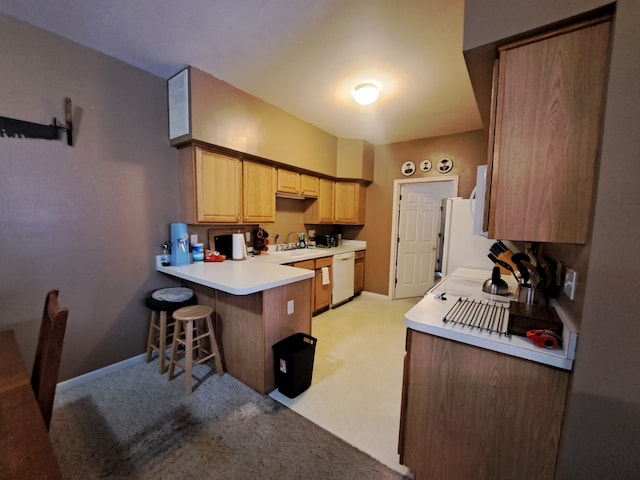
top-left (354, 251), bottom-right (365, 294)
top-left (194, 280), bottom-right (312, 395)
top-left (263, 279), bottom-right (312, 392)
top-left (314, 257), bottom-right (332, 314)
top-left (197, 149), bottom-right (242, 223)
top-left (334, 181), bottom-right (366, 225)
top-left (488, 19), bottom-right (610, 243)
top-left (400, 329), bottom-right (569, 480)
top-left (292, 261), bottom-right (315, 317)
top-left (314, 269), bottom-right (332, 313)
top-left (277, 168), bottom-right (300, 195)
top-left (304, 178), bottom-right (334, 224)
top-left (243, 160), bottom-right (276, 223)
top-left (179, 146), bottom-right (242, 224)
top-left (300, 174), bottom-right (319, 197)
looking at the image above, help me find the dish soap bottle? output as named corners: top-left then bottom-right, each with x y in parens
top-left (161, 241), bottom-right (171, 266)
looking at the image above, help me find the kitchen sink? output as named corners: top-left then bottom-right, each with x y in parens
top-left (273, 249), bottom-right (309, 257)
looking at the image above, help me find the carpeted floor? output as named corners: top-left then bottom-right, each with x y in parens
top-left (50, 360), bottom-right (410, 479)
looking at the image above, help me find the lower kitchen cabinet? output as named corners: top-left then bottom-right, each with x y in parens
top-left (314, 256), bottom-right (332, 315)
top-left (291, 260), bottom-right (315, 317)
top-left (399, 329), bottom-right (569, 480)
top-left (354, 250), bottom-right (365, 295)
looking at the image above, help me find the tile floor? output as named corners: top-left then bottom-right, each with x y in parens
top-left (269, 294), bottom-right (421, 475)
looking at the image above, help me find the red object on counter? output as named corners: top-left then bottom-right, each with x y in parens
top-left (526, 329), bottom-right (562, 349)
top-left (204, 250), bottom-right (226, 262)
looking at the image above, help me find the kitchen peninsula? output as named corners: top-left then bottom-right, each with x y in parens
top-left (156, 242), bottom-right (365, 394)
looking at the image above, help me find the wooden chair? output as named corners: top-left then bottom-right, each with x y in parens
top-left (31, 290), bottom-right (68, 430)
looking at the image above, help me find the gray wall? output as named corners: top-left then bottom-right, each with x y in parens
top-left (0, 14), bottom-right (180, 380)
top-left (464, 0), bottom-right (640, 478)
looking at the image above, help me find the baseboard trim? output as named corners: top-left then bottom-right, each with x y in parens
top-left (360, 291), bottom-right (390, 300)
top-left (56, 353), bottom-right (147, 394)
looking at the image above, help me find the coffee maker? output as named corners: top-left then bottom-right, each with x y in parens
top-left (170, 223), bottom-right (190, 266)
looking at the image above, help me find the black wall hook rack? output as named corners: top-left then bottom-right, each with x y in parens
top-left (0, 98), bottom-right (73, 146)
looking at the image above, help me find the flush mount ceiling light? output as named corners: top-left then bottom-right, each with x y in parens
top-left (352, 82), bottom-right (379, 105)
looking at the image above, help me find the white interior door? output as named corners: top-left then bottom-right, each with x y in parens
top-left (395, 185), bottom-right (440, 298)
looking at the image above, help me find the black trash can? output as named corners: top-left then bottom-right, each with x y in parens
top-left (272, 333), bottom-right (317, 398)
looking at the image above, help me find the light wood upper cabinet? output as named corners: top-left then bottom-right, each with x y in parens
top-left (277, 170), bottom-right (319, 198)
top-left (334, 181), bottom-right (366, 225)
top-left (243, 160), bottom-right (276, 223)
top-left (487, 19), bottom-right (610, 243)
top-left (304, 178), bottom-right (334, 224)
top-left (300, 174), bottom-right (319, 197)
top-left (179, 146), bottom-right (242, 224)
top-left (276, 169), bottom-right (300, 195)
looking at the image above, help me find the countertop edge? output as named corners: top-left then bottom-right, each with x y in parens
top-left (156, 264), bottom-right (315, 295)
top-left (404, 318), bottom-right (573, 370)
top-left (404, 268), bottom-right (576, 371)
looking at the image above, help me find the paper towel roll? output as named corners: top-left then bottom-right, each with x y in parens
top-left (232, 233), bottom-right (247, 260)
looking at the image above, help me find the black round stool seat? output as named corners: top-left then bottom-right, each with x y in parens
top-left (145, 287), bottom-right (197, 312)
top-left (145, 287), bottom-right (197, 374)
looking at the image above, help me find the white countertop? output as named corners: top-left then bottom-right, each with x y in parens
top-left (156, 240), bottom-right (365, 295)
top-left (404, 268), bottom-right (578, 370)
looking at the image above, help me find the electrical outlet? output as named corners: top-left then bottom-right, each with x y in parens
top-left (245, 231), bottom-right (250, 242)
top-left (309, 229), bottom-right (316, 238)
top-left (287, 300), bottom-right (294, 315)
top-left (563, 268), bottom-right (577, 301)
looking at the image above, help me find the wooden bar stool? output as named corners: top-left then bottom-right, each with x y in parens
top-left (168, 304), bottom-right (224, 394)
top-left (145, 287), bottom-right (197, 374)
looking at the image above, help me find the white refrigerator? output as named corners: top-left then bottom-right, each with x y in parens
top-left (440, 197), bottom-right (494, 276)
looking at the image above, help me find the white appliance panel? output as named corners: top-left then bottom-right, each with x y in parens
top-left (441, 198), bottom-right (494, 276)
top-left (332, 252), bottom-right (355, 306)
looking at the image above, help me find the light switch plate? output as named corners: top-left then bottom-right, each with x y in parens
top-left (563, 268), bottom-right (577, 301)
top-left (287, 300), bottom-right (294, 315)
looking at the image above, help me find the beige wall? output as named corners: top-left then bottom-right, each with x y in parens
top-left (188, 67), bottom-right (338, 177)
top-left (464, 1), bottom-right (640, 477)
top-left (0, 14), bottom-right (181, 380)
top-left (348, 130), bottom-right (488, 295)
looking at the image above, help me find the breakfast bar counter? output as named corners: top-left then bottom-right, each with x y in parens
top-left (156, 260), bottom-right (314, 295)
top-left (157, 256), bottom-right (315, 395)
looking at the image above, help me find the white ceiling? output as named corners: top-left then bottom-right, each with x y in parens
top-left (0, 0), bottom-right (482, 145)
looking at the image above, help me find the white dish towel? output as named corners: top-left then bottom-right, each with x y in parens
top-left (321, 266), bottom-right (330, 285)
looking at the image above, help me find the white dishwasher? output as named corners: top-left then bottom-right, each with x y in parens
top-left (331, 252), bottom-right (355, 307)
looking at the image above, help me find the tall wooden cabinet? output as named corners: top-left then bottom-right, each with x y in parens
top-left (334, 181), bottom-right (366, 225)
top-left (243, 160), bottom-right (276, 223)
top-left (485, 18), bottom-right (611, 243)
top-left (304, 178), bottom-right (334, 224)
top-left (179, 146), bottom-right (242, 224)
